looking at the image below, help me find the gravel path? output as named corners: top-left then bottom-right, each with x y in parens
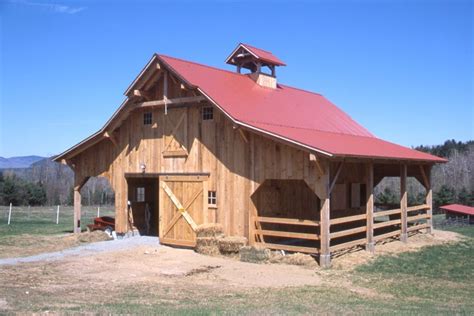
top-left (0, 236), bottom-right (159, 266)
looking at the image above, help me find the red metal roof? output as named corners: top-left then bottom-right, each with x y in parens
top-left (226, 43), bottom-right (286, 67)
top-left (440, 204), bottom-right (474, 216)
top-left (239, 43), bottom-right (286, 66)
top-left (159, 54), bottom-right (446, 162)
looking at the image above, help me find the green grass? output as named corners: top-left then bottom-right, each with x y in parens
top-left (351, 225), bottom-right (474, 314)
top-left (0, 205), bottom-right (114, 237)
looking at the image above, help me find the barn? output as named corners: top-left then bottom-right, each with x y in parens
top-left (54, 43), bottom-right (446, 267)
top-left (440, 204), bottom-right (474, 225)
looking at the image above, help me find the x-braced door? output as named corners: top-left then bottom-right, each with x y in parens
top-left (159, 175), bottom-right (208, 247)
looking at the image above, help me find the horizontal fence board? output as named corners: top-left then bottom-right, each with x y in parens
top-left (330, 214), bottom-right (366, 225)
top-left (255, 216), bottom-right (320, 227)
top-left (407, 223), bottom-right (430, 232)
top-left (373, 230), bottom-right (401, 241)
top-left (407, 204), bottom-right (430, 212)
top-left (407, 214), bottom-right (430, 222)
top-left (374, 208), bottom-right (401, 218)
top-left (254, 242), bottom-right (320, 254)
top-left (254, 229), bottom-right (319, 240)
top-left (374, 219), bottom-right (402, 229)
top-left (330, 226), bottom-right (367, 239)
top-left (330, 237), bottom-right (367, 252)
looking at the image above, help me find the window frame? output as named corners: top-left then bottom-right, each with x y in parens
top-left (137, 187), bottom-right (145, 202)
top-left (208, 190), bottom-right (217, 207)
top-left (202, 106), bottom-right (214, 121)
top-left (143, 112), bottom-right (153, 125)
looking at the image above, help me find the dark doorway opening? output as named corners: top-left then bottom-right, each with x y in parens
top-left (126, 177), bottom-right (159, 236)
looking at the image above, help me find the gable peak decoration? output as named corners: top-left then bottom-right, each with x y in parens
top-left (225, 43), bottom-right (286, 89)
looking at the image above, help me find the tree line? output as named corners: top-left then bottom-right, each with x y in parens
top-left (0, 173), bottom-right (47, 206)
top-left (375, 139), bottom-right (474, 210)
top-left (0, 158), bottom-right (114, 206)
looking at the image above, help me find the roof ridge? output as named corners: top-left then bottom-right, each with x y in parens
top-left (160, 54), bottom-right (324, 96)
top-left (240, 43), bottom-right (273, 54)
top-left (278, 83), bottom-right (323, 97)
top-left (158, 53), bottom-right (246, 77)
top-left (245, 120), bottom-right (376, 139)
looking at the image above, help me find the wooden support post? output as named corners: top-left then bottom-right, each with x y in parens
top-left (73, 176), bottom-right (88, 234)
top-left (425, 165), bottom-right (433, 234)
top-left (319, 171), bottom-right (331, 268)
top-left (73, 188), bottom-right (82, 234)
top-left (320, 196), bottom-right (331, 267)
top-left (366, 162), bottom-right (375, 253)
top-left (400, 164), bottom-right (408, 242)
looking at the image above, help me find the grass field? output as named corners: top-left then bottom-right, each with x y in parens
top-left (0, 209), bottom-right (473, 314)
top-left (0, 205), bottom-right (115, 236)
top-left (0, 205), bottom-right (114, 258)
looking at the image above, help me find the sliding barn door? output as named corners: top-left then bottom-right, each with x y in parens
top-left (159, 175), bottom-right (208, 247)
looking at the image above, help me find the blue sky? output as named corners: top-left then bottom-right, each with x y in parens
top-left (1, 0), bottom-right (472, 157)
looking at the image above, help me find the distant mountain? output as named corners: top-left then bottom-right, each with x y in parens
top-left (0, 155), bottom-right (46, 169)
top-left (1, 156), bottom-right (114, 205)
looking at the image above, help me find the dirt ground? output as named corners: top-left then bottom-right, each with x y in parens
top-left (0, 229), bottom-right (462, 312)
top-left (0, 231), bottom-right (112, 259)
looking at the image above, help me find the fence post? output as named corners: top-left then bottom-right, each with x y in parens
top-left (8, 203), bottom-right (12, 225)
top-left (56, 205), bottom-right (60, 224)
top-left (97, 206), bottom-right (100, 218)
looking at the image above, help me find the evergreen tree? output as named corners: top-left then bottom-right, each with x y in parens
top-left (376, 187), bottom-right (398, 205)
top-left (26, 182), bottom-right (47, 206)
top-left (434, 185), bottom-right (456, 209)
top-left (457, 188), bottom-right (470, 206)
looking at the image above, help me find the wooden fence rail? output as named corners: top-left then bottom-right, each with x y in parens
top-left (252, 216), bottom-right (320, 254)
top-left (329, 212), bottom-right (367, 252)
top-left (373, 208), bottom-right (402, 241)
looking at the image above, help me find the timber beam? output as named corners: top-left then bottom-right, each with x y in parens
top-left (309, 153), bottom-right (325, 177)
top-left (135, 96), bottom-right (206, 108)
top-left (104, 131), bottom-right (119, 148)
top-left (132, 89), bottom-right (153, 101)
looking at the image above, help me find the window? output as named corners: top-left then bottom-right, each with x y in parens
top-left (208, 191), bottom-right (217, 206)
top-left (202, 107), bottom-right (213, 121)
top-left (143, 112), bottom-right (152, 125)
top-left (137, 187), bottom-right (145, 202)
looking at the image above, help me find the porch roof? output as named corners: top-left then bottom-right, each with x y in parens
top-left (440, 204), bottom-right (474, 216)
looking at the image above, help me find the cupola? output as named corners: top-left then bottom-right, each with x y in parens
top-left (225, 43), bottom-right (286, 89)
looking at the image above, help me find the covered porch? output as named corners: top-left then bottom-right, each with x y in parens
top-left (249, 159), bottom-right (434, 268)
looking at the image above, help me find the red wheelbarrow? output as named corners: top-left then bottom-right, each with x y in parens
top-left (87, 216), bottom-right (115, 237)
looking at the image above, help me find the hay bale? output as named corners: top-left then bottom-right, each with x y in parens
top-left (195, 237), bottom-right (220, 256)
top-left (218, 236), bottom-right (247, 253)
top-left (195, 223), bottom-right (224, 238)
top-left (268, 252), bottom-right (317, 267)
top-left (77, 231), bottom-right (112, 243)
top-left (240, 246), bottom-right (271, 263)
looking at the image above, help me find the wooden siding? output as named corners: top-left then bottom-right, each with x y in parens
top-left (69, 70), bottom-right (324, 236)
